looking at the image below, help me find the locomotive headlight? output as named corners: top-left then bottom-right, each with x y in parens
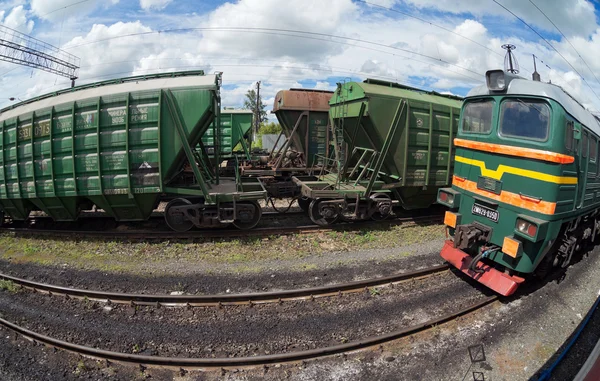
top-left (437, 188), bottom-right (460, 208)
top-left (486, 70), bottom-right (506, 91)
top-left (516, 218), bottom-right (537, 237)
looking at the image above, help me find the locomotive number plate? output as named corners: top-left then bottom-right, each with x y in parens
top-left (471, 203), bottom-right (499, 222)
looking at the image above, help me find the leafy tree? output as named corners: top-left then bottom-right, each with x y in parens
top-left (243, 88), bottom-right (268, 124)
top-left (247, 122), bottom-right (282, 150)
top-left (258, 122), bottom-right (282, 135)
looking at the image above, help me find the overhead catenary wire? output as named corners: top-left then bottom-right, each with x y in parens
top-left (60, 26), bottom-right (484, 78)
top-left (528, 0), bottom-right (600, 91)
top-left (0, 61), bottom-right (453, 107)
top-left (355, 0), bottom-right (536, 74)
top-left (492, 0), bottom-right (600, 105)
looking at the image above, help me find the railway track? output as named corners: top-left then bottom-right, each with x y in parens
top-left (0, 214), bottom-right (443, 240)
top-left (0, 264), bottom-right (450, 306)
top-left (0, 296), bottom-right (497, 368)
top-left (0, 263), bottom-right (497, 368)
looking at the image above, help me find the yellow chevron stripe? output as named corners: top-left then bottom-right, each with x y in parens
top-left (455, 156), bottom-right (578, 185)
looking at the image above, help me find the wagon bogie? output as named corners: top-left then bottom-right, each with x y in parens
top-left (163, 196), bottom-right (262, 230)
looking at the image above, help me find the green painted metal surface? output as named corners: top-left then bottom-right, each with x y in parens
top-left (447, 93), bottom-right (600, 274)
top-left (329, 79), bottom-right (463, 209)
top-left (0, 71), bottom-right (220, 221)
top-left (201, 109), bottom-right (253, 159)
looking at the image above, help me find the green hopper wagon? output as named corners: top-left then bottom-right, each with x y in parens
top-left (0, 71), bottom-right (266, 231)
top-left (293, 79), bottom-right (462, 225)
top-left (201, 109), bottom-right (253, 160)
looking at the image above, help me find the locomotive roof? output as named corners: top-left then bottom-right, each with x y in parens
top-left (0, 71), bottom-right (218, 123)
top-left (467, 77), bottom-right (600, 134)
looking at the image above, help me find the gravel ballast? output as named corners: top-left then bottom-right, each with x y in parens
top-left (0, 271), bottom-right (488, 359)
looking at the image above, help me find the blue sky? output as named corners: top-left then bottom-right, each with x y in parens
top-left (0, 0), bottom-right (599, 112)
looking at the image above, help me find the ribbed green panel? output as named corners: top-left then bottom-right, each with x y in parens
top-left (0, 75), bottom-right (216, 221)
top-left (329, 80), bottom-right (462, 209)
top-left (201, 111), bottom-right (252, 158)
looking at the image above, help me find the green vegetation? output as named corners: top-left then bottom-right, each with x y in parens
top-left (0, 223), bottom-right (444, 274)
top-left (251, 122), bottom-right (283, 149)
top-left (74, 360), bottom-right (87, 375)
top-left (0, 279), bottom-right (18, 293)
top-left (243, 88), bottom-right (268, 123)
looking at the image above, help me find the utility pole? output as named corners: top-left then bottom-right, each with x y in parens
top-left (255, 81), bottom-right (261, 140)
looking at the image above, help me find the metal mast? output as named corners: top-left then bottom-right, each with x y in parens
top-left (501, 44), bottom-right (519, 74)
top-left (254, 81), bottom-right (261, 139)
top-left (0, 24), bottom-right (80, 87)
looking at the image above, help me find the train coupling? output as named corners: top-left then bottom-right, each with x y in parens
top-left (453, 222), bottom-right (492, 250)
top-left (440, 240), bottom-right (524, 296)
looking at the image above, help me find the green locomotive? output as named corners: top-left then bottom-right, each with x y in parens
top-left (438, 69), bottom-right (600, 296)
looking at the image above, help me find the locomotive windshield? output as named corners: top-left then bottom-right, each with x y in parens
top-left (461, 99), bottom-right (494, 134)
top-left (499, 99), bottom-right (550, 140)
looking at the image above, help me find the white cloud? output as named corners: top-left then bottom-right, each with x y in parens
top-left (0, 5), bottom-right (33, 33)
top-left (199, 0), bottom-right (357, 61)
top-left (140, 0), bottom-right (173, 11)
top-left (30, 0), bottom-right (119, 22)
top-left (0, 0), bottom-right (599, 115)
top-left (403, 0), bottom-right (597, 38)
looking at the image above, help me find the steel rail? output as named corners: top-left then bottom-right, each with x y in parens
top-left (0, 215), bottom-right (443, 240)
top-left (0, 264), bottom-right (449, 306)
top-left (0, 295), bottom-right (497, 368)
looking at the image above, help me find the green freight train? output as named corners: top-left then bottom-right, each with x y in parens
top-left (293, 79), bottom-right (463, 225)
top-left (438, 69), bottom-right (600, 295)
top-left (0, 71), bottom-right (266, 231)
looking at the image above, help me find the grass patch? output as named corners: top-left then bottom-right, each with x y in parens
top-left (0, 279), bottom-right (17, 293)
top-left (0, 223), bottom-right (445, 273)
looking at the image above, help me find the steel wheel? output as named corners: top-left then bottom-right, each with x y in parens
top-left (308, 199), bottom-right (339, 226)
top-left (233, 201), bottom-right (262, 230)
top-left (164, 198), bottom-right (194, 232)
top-left (370, 193), bottom-right (392, 221)
top-left (297, 197), bottom-right (311, 212)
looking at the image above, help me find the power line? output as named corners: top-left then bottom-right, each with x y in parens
top-left (61, 26), bottom-right (484, 79)
top-left (492, 0), bottom-right (600, 104)
top-left (0, 63), bottom-right (454, 108)
top-left (528, 0), bottom-right (600, 90)
top-left (354, 0), bottom-right (514, 65)
top-left (37, 0), bottom-right (93, 20)
top-left (75, 56), bottom-right (477, 86)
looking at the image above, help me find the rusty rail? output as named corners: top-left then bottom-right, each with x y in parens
top-left (0, 264), bottom-right (449, 306)
top-left (0, 295), bottom-right (497, 368)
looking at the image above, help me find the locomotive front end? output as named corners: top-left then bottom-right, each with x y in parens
top-left (438, 70), bottom-right (577, 296)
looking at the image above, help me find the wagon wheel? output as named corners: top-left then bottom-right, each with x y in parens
top-left (370, 193), bottom-right (392, 221)
top-left (164, 198), bottom-right (194, 232)
top-left (308, 199), bottom-right (339, 226)
top-left (297, 197), bottom-right (311, 212)
top-left (233, 201), bottom-right (262, 230)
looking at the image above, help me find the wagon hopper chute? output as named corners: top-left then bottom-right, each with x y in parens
top-left (293, 79), bottom-right (462, 225)
top-left (201, 109), bottom-right (253, 161)
top-left (240, 89), bottom-right (333, 199)
top-left (244, 89), bottom-right (333, 176)
top-left (0, 71), bottom-right (266, 231)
